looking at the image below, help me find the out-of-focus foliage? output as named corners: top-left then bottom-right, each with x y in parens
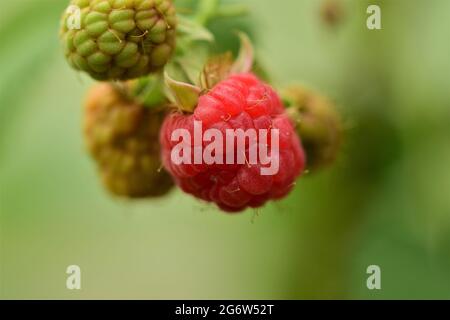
top-left (1, 0), bottom-right (449, 299)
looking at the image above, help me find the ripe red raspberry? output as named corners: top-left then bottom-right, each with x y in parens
top-left (160, 73), bottom-right (306, 213)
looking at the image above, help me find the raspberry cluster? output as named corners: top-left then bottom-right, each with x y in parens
top-left (160, 73), bottom-right (306, 212)
top-left (60, 0), bottom-right (341, 213)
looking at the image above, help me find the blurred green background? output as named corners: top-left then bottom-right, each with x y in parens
top-left (1, 0), bottom-right (450, 299)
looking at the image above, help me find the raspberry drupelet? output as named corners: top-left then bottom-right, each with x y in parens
top-left (160, 73), bottom-right (306, 213)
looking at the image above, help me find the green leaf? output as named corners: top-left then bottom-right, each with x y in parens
top-left (177, 15), bottom-right (215, 43)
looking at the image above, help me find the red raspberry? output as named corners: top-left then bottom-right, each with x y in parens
top-left (160, 73), bottom-right (306, 213)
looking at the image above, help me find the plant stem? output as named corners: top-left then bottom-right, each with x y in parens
top-left (215, 4), bottom-right (249, 19)
top-left (195, 0), bottom-right (220, 26)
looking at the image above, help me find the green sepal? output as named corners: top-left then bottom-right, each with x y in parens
top-left (164, 72), bottom-right (202, 113)
top-left (200, 52), bottom-right (233, 90)
top-left (231, 32), bottom-right (254, 74)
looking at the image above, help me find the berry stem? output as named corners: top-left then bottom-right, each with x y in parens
top-left (215, 4), bottom-right (249, 19)
top-left (195, 0), bottom-right (248, 26)
top-left (195, 0), bottom-right (220, 26)
top-left (286, 107), bottom-right (303, 127)
top-left (136, 75), bottom-right (167, 108)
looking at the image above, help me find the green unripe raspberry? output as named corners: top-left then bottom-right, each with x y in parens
top-left (84, 83), bottom-right (174, 198)
top-left (60, 0), bottom-right (177, 80)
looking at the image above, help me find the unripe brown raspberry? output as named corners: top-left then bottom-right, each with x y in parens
top-left (284, 86), bottom-right (342, 171)
top-left (60, 0), bottom-right (177, 80)
top-left (320, 0), bottom-right (345, 28)
top-left (84, 83), bottom-right (173, 198)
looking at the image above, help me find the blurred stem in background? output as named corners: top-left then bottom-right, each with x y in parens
top-left (287, 0), bottom-right (402, 298)
top-left (195, 0), bottom-right (248, 25)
